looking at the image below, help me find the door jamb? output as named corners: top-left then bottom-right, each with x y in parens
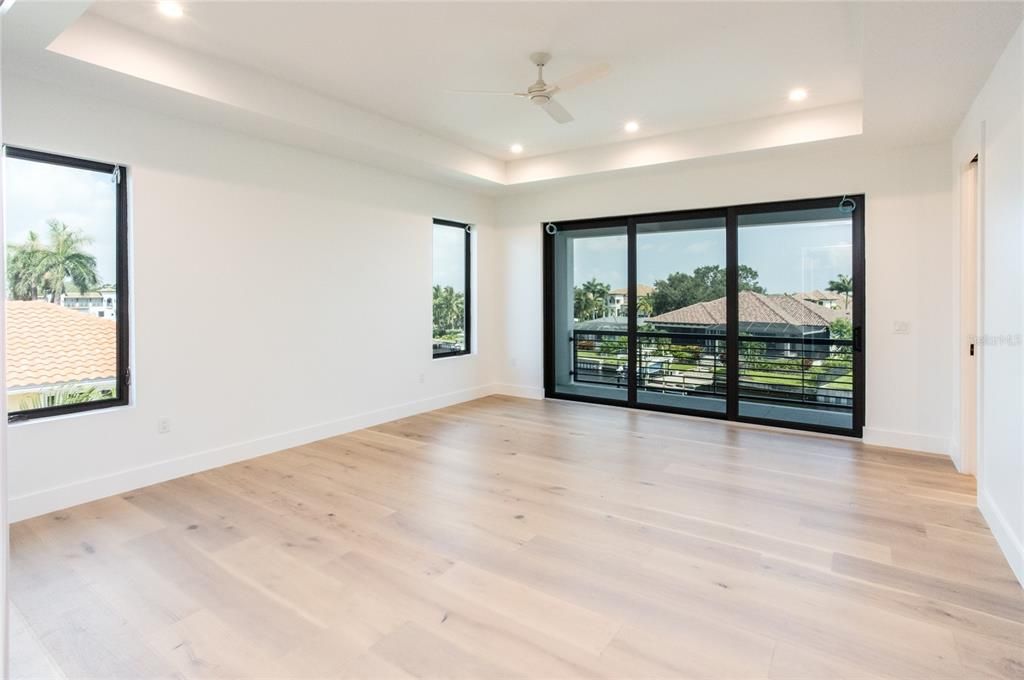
top-left (959, 153), bottom-right (981, 475)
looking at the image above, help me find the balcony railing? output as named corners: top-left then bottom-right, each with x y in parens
top-left (737, 334), bottom-right (853, 411)
top-left (571, 329), bottom-right (852, 412)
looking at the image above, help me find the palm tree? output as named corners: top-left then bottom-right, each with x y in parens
top-left (574, 279), bottom-right (611, 320)
top-left (33, 220), bottom-right (98, 304)
top-left (7, 230), bottom-right (47, 300)
top-left (637, 295), bottom-right (653, 317)
top-left (827, 274), bottom-right (853, 307)
top-left (432, 285), bottom-right (465, 339)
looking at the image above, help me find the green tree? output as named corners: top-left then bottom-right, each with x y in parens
top-left (829, 317), bottom-right (853, 340)
top-left (6, 230), bottom-right (47, 300)
top-left (649, 265), bottom-right (765, 315)
top-left (573, 279), bottom-right (611, 320)
top-left (18, 386), bottom-right (103, 411)
top-left (636, 295), bottom-right (653, 317)
top-left (829, 317), bottom-right (854, 357)
top-left (827, 274), bottom-right (853, 307)
top-left (34, 220), bottom-right (99, 303)
top-left (432, 285), bottom-right (465, 338)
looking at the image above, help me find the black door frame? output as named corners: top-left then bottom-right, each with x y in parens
top-left (542, 194), bottom-right (866, 438)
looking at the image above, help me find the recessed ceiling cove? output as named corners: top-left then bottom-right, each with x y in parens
top-left (87, 1), bottom-right (864, 158)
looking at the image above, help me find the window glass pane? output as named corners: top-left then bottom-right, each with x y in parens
top-left (638, 217), bottom-right (728, 413)
top-left (432, 222), bottom-right (468, 357)
top-left (552, 225), bottom-right (628, 401)
top-left (737, 207), bottom-right (853, 430)
top-left (5, 154), bottom-right (121, 415)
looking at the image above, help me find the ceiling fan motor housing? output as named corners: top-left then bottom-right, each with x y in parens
top-left (528, 51), bottom-right (554, 105)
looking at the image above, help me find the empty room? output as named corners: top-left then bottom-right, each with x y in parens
top-left (0, 1), bottom-right (1022, 678)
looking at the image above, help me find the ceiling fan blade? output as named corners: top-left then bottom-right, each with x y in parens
top-left (445, 89), bottom-right (528, 97)
top-left (541, 98), bottom-right (574, 124)
top-left (552, 63), bottom-right (610, 92)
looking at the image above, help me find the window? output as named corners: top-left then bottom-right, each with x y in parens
top-left (432, 218), bottom-right (471, 358)
top-left (4, 146), bottom-right (129, 421)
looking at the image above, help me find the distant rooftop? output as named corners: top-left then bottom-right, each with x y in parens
top-left (649, 291), bottom-right (846, 327)
top-left (798, 289), bottom-right (841, 301)
top-left (6, 301), bottom-right (117, 389)
top-left (610, 284), bottom-right (654, 296)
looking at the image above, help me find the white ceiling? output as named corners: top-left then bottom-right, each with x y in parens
top-left (90, 1), bottom-right (865, 160)
top-left (4, 1), bottom-right (1023, 189)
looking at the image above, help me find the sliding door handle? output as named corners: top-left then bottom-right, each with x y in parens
top-left (853, 327), bottom-right (863, 352)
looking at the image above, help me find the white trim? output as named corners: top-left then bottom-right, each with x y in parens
top-left (978, 488), bottom-right (1024, 587)
top-left (9, 384), bottom-right (509, 522)
top-left (0, 15), bottom-right (10, 676)
top-left (956, 152), bottom-right (981, 475)
top-left (490, 383), bottom-right (544, 400)
top-left (862, 427), bottom-right (949, 456)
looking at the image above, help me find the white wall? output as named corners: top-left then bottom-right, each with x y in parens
top-left (952, 22), bottom-right (1024, 584)
top-left (495, 137), bottom-right (955, 455)
top-left (0, 12), bottom-right (9, 678)
top-left (3, 76), bottom-right (500, 521)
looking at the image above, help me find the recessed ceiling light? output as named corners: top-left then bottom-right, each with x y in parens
top-left (788, 88), bottom-right (808, 102)
top-left (158, 1), bottom-right (184, 19)
top-left (509, 143), bottom-right (523, 154)
top-left (624, 120), bottom-right (640, 134)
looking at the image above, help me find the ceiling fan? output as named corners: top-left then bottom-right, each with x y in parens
top-left (448, 52), bottom-right (610, 124)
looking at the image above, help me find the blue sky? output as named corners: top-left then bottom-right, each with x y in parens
top-left (433, 223), bottom-right (467, 291)
top-left (573, 219), bottom-right (852, 294)
top-left (5, 156), bottom-right (118, 287)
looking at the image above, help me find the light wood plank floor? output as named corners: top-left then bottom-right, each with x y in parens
top-left (9, 396), bottom-right (1023, 679)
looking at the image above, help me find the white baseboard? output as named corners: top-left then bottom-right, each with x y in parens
top-left (978, 488), bottom-right (1024, 587)
top-left (489, 383), bottom-right (544, 400)
top-left (862, 427), bottom-right (950, 456)
top-left (9, 383), bottom-right (515, 522)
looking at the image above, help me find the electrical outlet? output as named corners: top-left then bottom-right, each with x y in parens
top-left (418, 373), bottom-right (425, 384)
top-left (893, 320), bottom-right (911, 335)
top-left (158, 417), bottom-right (171, 434)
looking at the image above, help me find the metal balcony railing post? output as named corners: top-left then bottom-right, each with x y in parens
top-left (571, 331), bottom-right (577, 380)
top-left (800, 345), bottom-right (806, 404)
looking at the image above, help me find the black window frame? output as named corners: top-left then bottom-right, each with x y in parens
top-left (4, 145), bottom-right (131, 422)
top-left (432, 218), bottom-right (472, 359)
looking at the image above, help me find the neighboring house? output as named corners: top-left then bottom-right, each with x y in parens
top-left (797, 289), bottom-right (850, 312)
top-left (606, 284), bottom-right (654, 316)
top-left (648, 290), bottom-right (846, 356)
top-left (5, 300), bottom-right (118, 410)
top-left (61, 285), bottom-right (118, 320)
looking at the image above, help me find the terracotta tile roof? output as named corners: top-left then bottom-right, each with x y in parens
top-left (649, 290), bottom-right (844, 327)
top-left (797, 289), bottom-right (851, 312)
top-left (797, 289), bottom-right (836, 301)
top-left (610, 284), bottom-right (654, 296)
top-left (6, 301), bottom-right (117, 389)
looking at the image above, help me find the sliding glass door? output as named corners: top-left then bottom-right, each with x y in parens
top-left (736, 204), bottom-right (860, 431)
top-left (543, 196), bottom-right (864, 437)
top-left (636, 214), bottom-right (728, 414)
top-left (548, 221), bottom-right (629, 403)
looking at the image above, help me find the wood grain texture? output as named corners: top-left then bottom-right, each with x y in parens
top-left (9, 396), bottom-right (1023, 679)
